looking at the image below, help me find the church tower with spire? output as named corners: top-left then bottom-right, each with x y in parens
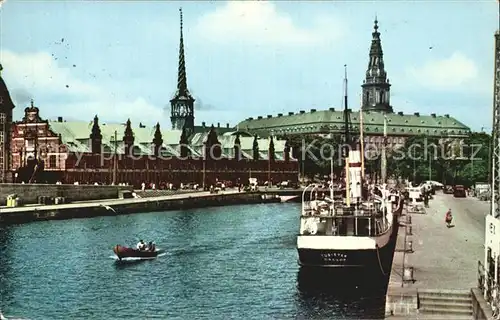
top-left (170, 8), bottom-right (195, 136)
top-left (361, 19), bottom-right (393, 113)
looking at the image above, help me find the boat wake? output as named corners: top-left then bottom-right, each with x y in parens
top-left (109, 252), bottom-right (166, 261)
top-left (0, 311), bottom-right (30, 320)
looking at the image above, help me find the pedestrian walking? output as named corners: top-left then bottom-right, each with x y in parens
top-left (445, 209), bottom-right (453, 227)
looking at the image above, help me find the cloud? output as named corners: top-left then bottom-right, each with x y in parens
top-left (1, 49), bottom-right (163, 124)
top-left (1, 50), bottom-right (101, 96)
top-left (10, 88), bottom-right (32, 107)
top-left (194, 1), bottom-right (343, 46)
top-left (406, 52), bottom-right (478, 90)
top-left (51, 97), bottom-right (163, 124)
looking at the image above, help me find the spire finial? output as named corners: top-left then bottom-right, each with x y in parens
top-left (175, 7), bottom-right (189, 97)
top-left (179, 7), bottom-right (183, 38)
top-left (31, 99), bottom-right (34, 107)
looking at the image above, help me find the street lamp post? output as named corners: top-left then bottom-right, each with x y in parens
top-left (268, 130), bottom-right (273, 187)
top-left (428, 151), bottom-right (432, 181)
top-left (112, 130), bottom-right (117, 185)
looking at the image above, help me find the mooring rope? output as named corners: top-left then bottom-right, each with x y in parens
top-left (376, 244), bottom-right (389, 276)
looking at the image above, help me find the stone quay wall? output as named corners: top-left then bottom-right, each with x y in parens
top-left (0, 192), bottom-right (272, 224)
top-left (0, 183), bottom-right (132, 206)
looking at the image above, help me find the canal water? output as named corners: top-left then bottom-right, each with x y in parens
top-left (0, 203), bottom-right (386, 319)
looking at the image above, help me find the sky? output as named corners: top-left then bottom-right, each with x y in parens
top-left (0, 0), bottom-right (497, 131)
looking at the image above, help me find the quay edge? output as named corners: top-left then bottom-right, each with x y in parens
top-left (0, 191), bottom-right (279, 225)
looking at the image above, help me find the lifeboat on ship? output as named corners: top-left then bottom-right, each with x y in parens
top-left (113, 245), bottom-right (161, 260)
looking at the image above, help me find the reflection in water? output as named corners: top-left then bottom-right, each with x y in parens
top-left (0, 225), bottom-right (14, 306)
top-left (296, 267), bottom-right (387, 319)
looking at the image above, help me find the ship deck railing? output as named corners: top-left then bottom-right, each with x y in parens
top-left (299, 212), bottom-right (391, 237)
top-left (301, 205), bottom-right (382, 218)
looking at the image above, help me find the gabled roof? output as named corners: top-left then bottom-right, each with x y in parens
top-left (48, 120), bottom-right (183, 145)
top-left (192, 124), bottom-right (234, 135)
top-left (237, 109), bottom-right (470, 137)
top-left (42, 120), bottom-right (291, 159)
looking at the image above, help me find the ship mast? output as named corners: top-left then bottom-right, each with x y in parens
top-left (381, 114), bottom-right (388, 184)
top-left (343, 65), bottom-right (350, 152)
top-left (359, 94), bottom-right (365, 179)
top-left (343, 65), bottom-right (351, 205)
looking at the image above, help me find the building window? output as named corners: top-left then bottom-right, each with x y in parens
top-left (49, 155), bottom-right (57, 168)
top-left (0, 113), bottom-right (5, 125)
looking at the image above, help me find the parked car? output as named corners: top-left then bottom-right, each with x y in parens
top-left (443, 185), bottom-right (454, 194)
top-left (280, 180), bottom-right (299, 189)
top-left (453, 185), bottom-right (467, 198)
top-left (479, 191), bottom-right (491, 201)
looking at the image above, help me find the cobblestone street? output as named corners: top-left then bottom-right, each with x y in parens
top-left (390, 192), bottom-right (489, 289)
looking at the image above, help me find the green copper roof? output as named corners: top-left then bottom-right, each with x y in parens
top-left (236, 109), bottom-right (470, 137)
top-left (44, 120), bottom-right (290, 160)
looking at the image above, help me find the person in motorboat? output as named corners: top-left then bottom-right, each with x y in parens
top-left (147, 241), bottom-right (156, 252)
top-left (136, 240), bottom-right (147, 251)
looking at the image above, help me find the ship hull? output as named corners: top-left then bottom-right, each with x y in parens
top-left (297, 236), bottom-right (395, 274)
top-left (297, 215), bottom-right (399, 280)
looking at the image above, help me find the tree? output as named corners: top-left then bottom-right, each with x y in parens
top-left (386, 133), bottom-right (491, 186)
top-left (287, 134), bottom-right (343, 179)
top-left (457, 132), bottom-right (490, 186)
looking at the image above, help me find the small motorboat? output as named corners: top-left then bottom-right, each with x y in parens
top-left (113, 245), bottom-right (161, 260)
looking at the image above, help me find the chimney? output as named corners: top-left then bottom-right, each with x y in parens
top-left (444, 114), bottom-right (450, 118)
top-left (57, 116), bottom-right (63, 122)
top-left (217, 122), bottom-right (220, 128)
top-left (202, 122), bottom-right (206, 127)
top-left (346, 108), bottom-right (352, 112)
top-left (414, 112), bottom-right (420, 116)
top-left (329, 107), bottom-right (335, 112)
top-left (267, 115), bottom-right (272, 118)
top-left (299, 110), bottom-right (305, 114)
top-left (431, 113), bottom-right (436, 118)
top-left (226, 123), bottom-right (229, 128)
top-left (398, 112), bottom-right (404, 116)
top-left (258, 116), bottom-right (263, 119)
top-left (248, 117), bottom-right (253, 120)
top-left (310, 109), bottom-right (316, 113)
top-left (288, 112), bottom-right (294, 116)
top-left (277, 113), bottom-right (283, 117)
